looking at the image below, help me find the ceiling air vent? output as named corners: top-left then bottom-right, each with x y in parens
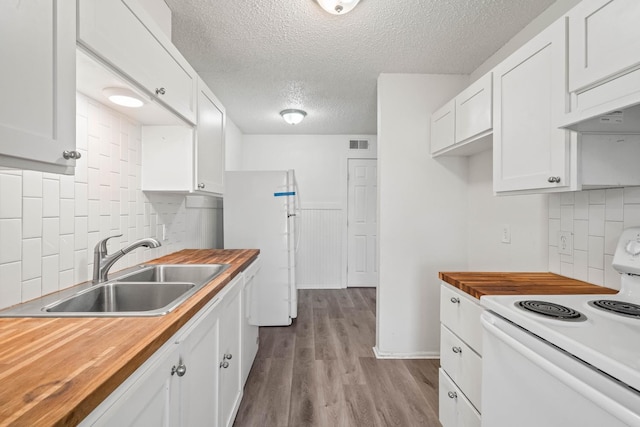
top-left (349, 139), bottom-right (369, 150)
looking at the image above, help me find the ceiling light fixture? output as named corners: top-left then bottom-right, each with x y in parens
top-left (280, 109), bottom-right (307, 125)
top-left (102, 87), bottom-right (145, 108)
top-left (316, 0), bottom-right (361, 15)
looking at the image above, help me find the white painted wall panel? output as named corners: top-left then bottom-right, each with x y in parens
top-left (296, 208), bottom-right (342, 289)
top-left (377, 73), bottom-right (469, 358)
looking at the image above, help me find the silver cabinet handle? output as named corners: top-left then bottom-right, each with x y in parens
top-left (62, 150), bottom-right (82, 160)
top-left (220, 361), bottom-right (229, 369)
top-left (450, 297), bottom-right (460, 304)
top-left (447, 391), bottom-right (457, 399)
top-left (224, 353), bottom-right (232, 360)
top-left (171, 363), bottom-right (187, 377)
top-left (452, 346), bottom-right (462, 354)
top-left (155, 87), bottom-right (166, 95)
top-left (197, 183), bottom-right (205, 189)
top-left (547, 176), bottom-right (561, 183)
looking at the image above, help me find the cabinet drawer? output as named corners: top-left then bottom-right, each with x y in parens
top-left (78, 0), bottom-right (197, 123)
top-left (439, 368), bottom-right (481, 427)
top-left (440, 284), bottom-right (483, 354)
top-left (440, 325), bottom-right (482, 411)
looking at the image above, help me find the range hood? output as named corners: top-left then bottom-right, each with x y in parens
top-left (560, 68), bottom-right (640, 134)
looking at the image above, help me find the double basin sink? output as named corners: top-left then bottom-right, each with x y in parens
top-left (0, 264), bottom-right (230, 317)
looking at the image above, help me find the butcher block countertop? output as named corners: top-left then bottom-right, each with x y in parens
top-left (439, 271), bottom-right (617, 300)
top-left (0, 249), bottom-right (259, 427)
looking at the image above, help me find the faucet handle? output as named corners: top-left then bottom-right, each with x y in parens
top-left (96, 234), bottom-right (123, 254)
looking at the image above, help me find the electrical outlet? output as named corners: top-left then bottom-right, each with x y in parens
top-left (501, 224), bottom-right (511, 244)
top-left (558, 231), bottom-right (573, 255)
top-left (162, 224), bottom-right (167, 241)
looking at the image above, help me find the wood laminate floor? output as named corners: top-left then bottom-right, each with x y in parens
top-left (233, 288), bottom-right (441, 427)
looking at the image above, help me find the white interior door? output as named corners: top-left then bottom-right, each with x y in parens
top-left (347, 159), bottom-right (378, 287)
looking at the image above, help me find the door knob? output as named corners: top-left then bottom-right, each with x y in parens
top-left (171, 363), bottom-right (187, 377)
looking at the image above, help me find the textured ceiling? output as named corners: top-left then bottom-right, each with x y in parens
top-left (164, 0), bottom-right (555, 135)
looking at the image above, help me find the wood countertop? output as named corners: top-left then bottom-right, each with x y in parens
top-left (439, 271), bottom-right (617, 300)
top-left (0, 249), bottom-right (259, 426)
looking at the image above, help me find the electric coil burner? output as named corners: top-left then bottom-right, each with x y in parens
top-left (588, 300), bottom-right (640, 319)
top-left (515, 300), bottom-right (587, 321)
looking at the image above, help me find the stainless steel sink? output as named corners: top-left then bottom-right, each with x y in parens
top-left (115, 264), bottom-right (229, 284)
top-left (0, 263), bottom-right (230, 317)
top-left (44, 282), bottom-right (196, 314)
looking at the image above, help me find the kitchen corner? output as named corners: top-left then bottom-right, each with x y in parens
top-left (0, 249), bottom-right (258, 426)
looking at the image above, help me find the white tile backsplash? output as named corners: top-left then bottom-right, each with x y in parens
top-left (0, 93), bottom-right (217, 310)
top-left (549, 187), bottom-right (640, 290)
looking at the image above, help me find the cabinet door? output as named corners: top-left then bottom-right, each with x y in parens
top-left (241, 260), bottom-right (260, 386)
top-left (176, 297), bottom-right (222, 427)
top-left (196, 79), bottom-right (225, 195)
top-left (568, 0), bottom-right (640, 93)
top-left (77, 0), bottom-right (197, 123)
top-left (430, 100), bottom-right (456, 154)
top-left (493, 18), bottom-right (570, 193)
top-left (219, 279), bottom-right (243, 427)
top-left (455, 73), bottom-right (492, 144)
top-left (86, 344), bottom-right (179, 427)
top-left (0, 1), bottom-right (76, 174)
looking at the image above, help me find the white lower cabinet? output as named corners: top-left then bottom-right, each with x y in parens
top-left (241, 258), bottom-right (260, 386)
top-left (439, 369), bottom-right (481, 427)
top-left (439, 283), bottom-right (483, 427)
top-left (81, 260), bottom-right (261, 427)
top-left (218, 277), bottom-right (243, 427)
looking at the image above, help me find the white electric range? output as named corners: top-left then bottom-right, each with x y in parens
top-left (480, 227), bottom-right (640, 427)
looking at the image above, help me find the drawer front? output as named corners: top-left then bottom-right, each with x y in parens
top-left (440, 284), bottom-right (484, 353)
top-left (439, 368), bottom-right (481, 427)
top-left (440, 325), bottom-right (482, 410)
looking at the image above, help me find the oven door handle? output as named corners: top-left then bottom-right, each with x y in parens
top-left (481, 312), bottom-right (640, 427)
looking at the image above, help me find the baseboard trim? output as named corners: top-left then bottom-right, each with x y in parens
top-left (297, 284), bottom-right (343, 289)
top-left (372, 346), bottom-right (439, 359)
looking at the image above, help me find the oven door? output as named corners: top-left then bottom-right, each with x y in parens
top-left (481, 311), bottom-right (640, 427)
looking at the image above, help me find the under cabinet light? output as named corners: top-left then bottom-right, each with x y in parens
top-left (103, 87), bottom-right (145, 108)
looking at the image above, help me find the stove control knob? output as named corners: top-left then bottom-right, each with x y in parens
top-left (625, 240), bottom-right (640, 256)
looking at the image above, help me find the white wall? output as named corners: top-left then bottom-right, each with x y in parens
top-left (376, 74), bottom-right (469, 358)
top-left (241, 134), bottom-right (377, 289)
top-left (0, 93), bottom-right (207, 310)
top-left (225, 118), bottom-right (244, 171)
top-left (467, 150), bottom-right (548, 270)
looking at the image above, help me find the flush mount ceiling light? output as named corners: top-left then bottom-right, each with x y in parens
top-left (102, 87), bottom-right (145, 108)
top-left (280, 109), bottom-right (307, 125)
top-left (316, 0), bottom-right (361, 14)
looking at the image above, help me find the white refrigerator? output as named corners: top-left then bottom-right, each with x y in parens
top-left (223, 170), bottom-right (299, 326)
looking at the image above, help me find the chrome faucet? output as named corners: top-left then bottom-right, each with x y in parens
top-left (92, 235), bottom-right (161, 284)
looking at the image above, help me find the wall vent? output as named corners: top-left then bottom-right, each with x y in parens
top-left (349, 139), bottom-right (369, 150)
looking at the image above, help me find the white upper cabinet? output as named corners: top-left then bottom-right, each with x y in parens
top-left (568, 0), bottom-right (640, 93)
top-left (454, 74), bottom-right (492, 145)
top-left (431, 73), bottom-right (492, 157)
top-left (431, 100), bottom-right (456, 154)
top-left (77, 0), bottom-right (197, 124)
top-left (196, 79), bottom-right (226, 195)
top-left (493, 18), bottom-right (572, 193)
top-left (563, 0), bottom-right (640, 131)
top-left (141, 80), bottom-right (226, 195)
top-left (0, 1), bottom-right (77, 174)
